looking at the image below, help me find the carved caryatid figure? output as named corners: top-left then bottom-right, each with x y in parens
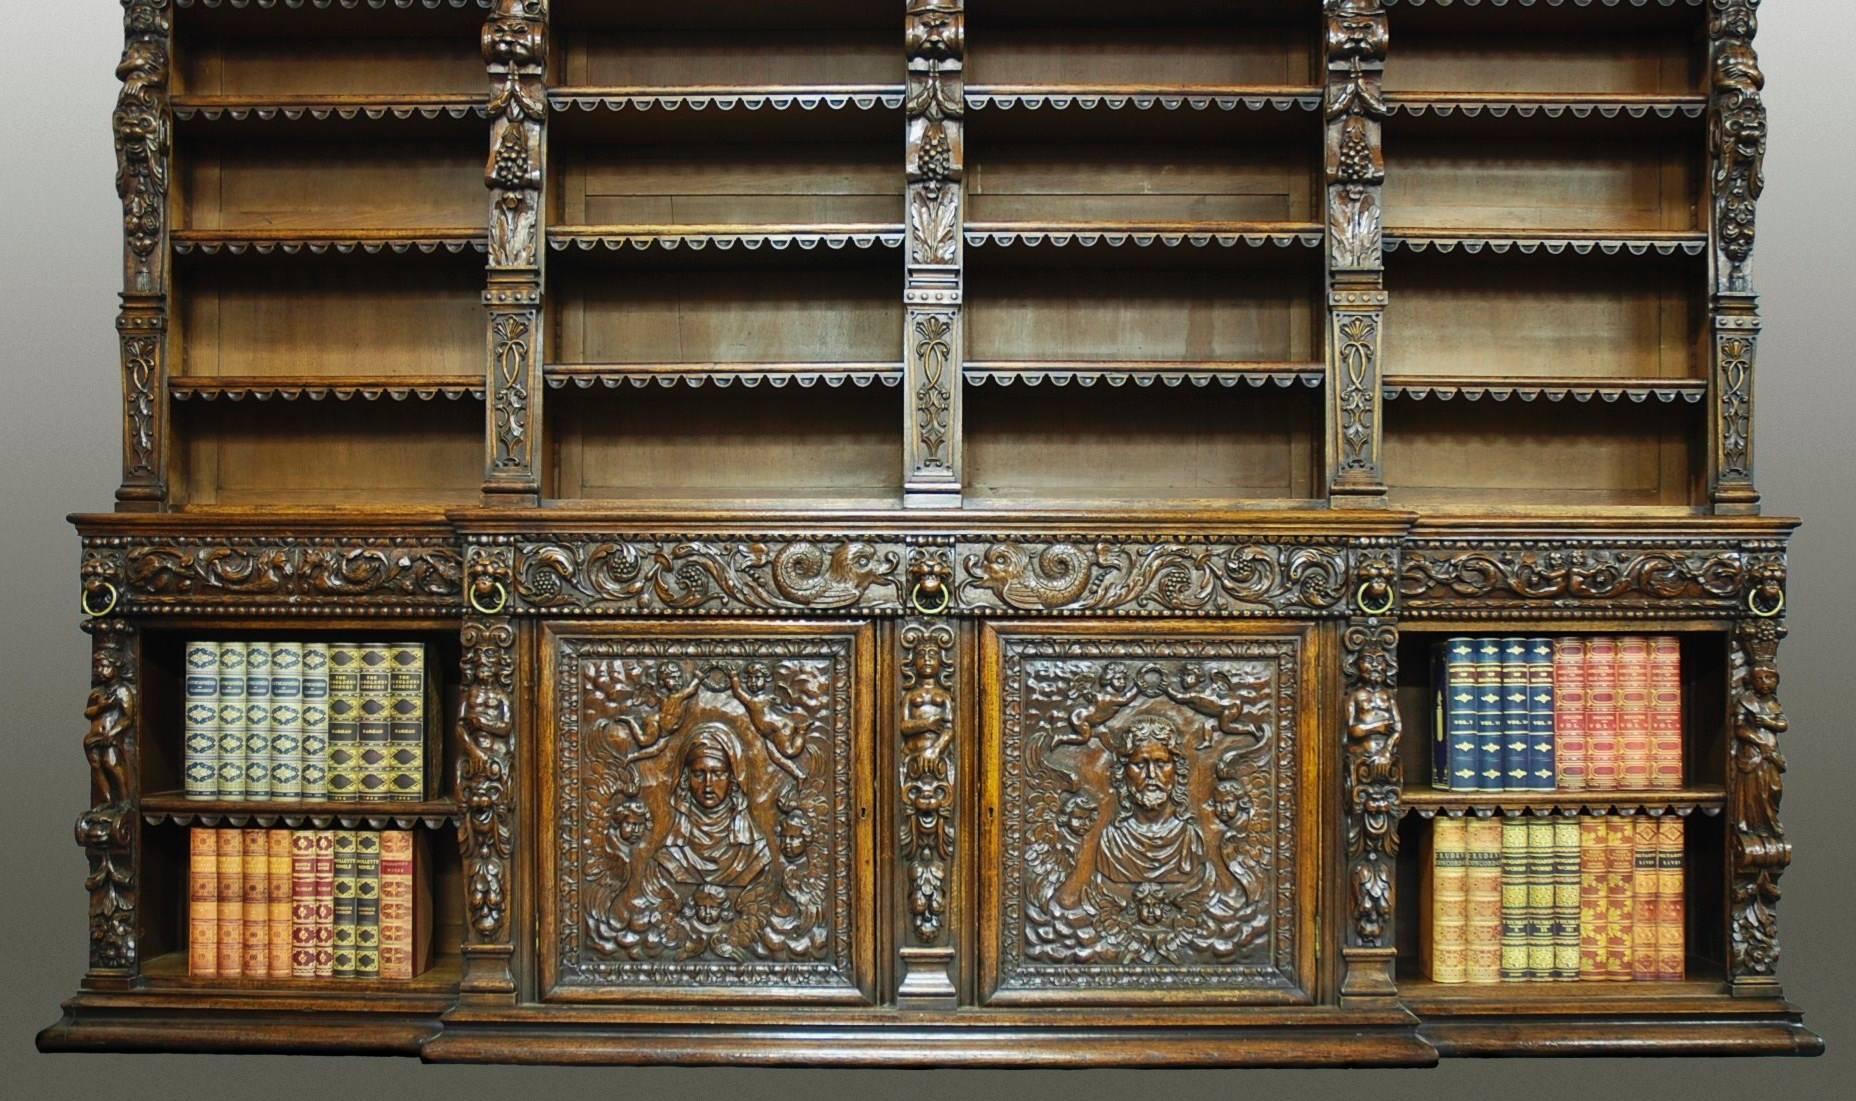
top-left (1091, 717), bottom-right (1211, 889)
top-left (1347, 644), bottom-right (1401, 795)
top-left (648, 726), bottom-right (774, 893)
top-left (83, 643), bottom-right (135, 811)
top-left (1732, 639), bottom-right (1787, 852)
top-left (900, 637), bottom-right (954, 780)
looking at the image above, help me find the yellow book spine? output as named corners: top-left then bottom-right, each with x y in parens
top-left (188, 827), bottom-right (218, 978)
top-left (1430, 818), bottom-right (1469, 984)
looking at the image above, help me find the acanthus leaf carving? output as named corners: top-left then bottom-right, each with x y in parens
top-left (107, 537), bottom-right (464, 605)
top-left (485, 1), bottom-right (546, 269)
top-left (512, 538), bottom-right (905, 613)
top-left (1399, 543), bottom-right (1751, 612)
top-left (959, 540), bottom-right (1349, 616)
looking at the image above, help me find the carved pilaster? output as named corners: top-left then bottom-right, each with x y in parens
top-left (1708, 1), bottom-right (1764, 513)
top-left (1324, 1), bottom-right (1388, 503)
top-left (1340, 556), bottom-right (1400, 1002)
top-left (114, 1), bottom-right (172, 510)
top-left (904, 1), bottom-right (964, 507)
top-left (897, 615), bottom-right (956, 1007)
top-left (1729, 575), bottom-right (1790, 996)
top-left (483, 1), bottom-right (547, 503)
top-left (76, 614), bottom-right (139, 984)
top-left (458, 549), bottom-right (518, 1000)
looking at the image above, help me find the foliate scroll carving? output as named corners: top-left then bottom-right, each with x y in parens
top-left (899, 621), bottom-right (955, 944)
top-left (115, 1), bottom-right (170, 287)
top-left (994, 635), bottom-right (1300, 993)
top-left (554, 633), bottom-right (860, 993)
top-left (904, 1), bottom-right (965, 503)
top-left (910, 310), bottom-right (956, 472)
top-left (1325, 1), bottom-right (1387, 274)
top-left (485, 0), bottom-right (545, 270)
top-left (510, 538), bottom-right (905, 615)
top-left (77, 620), bottom-right (138, 973)
top-left (1343, 623), bottom-right (1400, 948)
top-left (86, 536), bottom-right (464, 611)
top-left (1333, 311), bottom-right (1381, 475)
top-left (1729, 616), bottom-right (1791, 984)
top-left (119, 324), bottom-right (161, 482)
top-left (1399, 542), bottom-right (1761, 616)
top-left (1711, 1), bottom-right (1764, 294)
top-left (458, 617), bottom-right (517, 985)
top-left (958, 540), bottom-right (1349, 617)
top-left (488, 303), bottom-right (536, 472)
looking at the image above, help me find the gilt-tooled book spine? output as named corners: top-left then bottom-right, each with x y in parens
top-left (1430, 817), bottom-right (1469, 983)
top-left (1526, 638), bottom-right (1556, 790)
top-left (1616, 636), bottom-right (1653, 792)
top-left (291, 830), bottom-right (317, 979)
top-left (188, 827), bottom-right (218, 977)
top-left (1474, 639), bottom-right (1504, 790)
top-left (270, 641), bottom-right (304, 801)
top-left (300, 643), bottom-right (331, 798)
top-left (1578, 816), bottom-right (1605, 980)
top-left (380, 830), bottom-right (415, 980)
top-left (1499, 818), bottom-right (1528, 981)
top-left (183, 641), bottom-right (221, 801)
top-left (326, 645), bottom-right (362, 802)
top-left (1553, 638), bottom-right (1588, 791)
top-left (1657, 818), bottom-right (1686, 980)
top-left (355, 830), bottom-right (382, 978)
top-left (332, 829), bottom-right (358, 978)
top-left (216, 643), bottom-right (247, 801)
top-left (216, 828), bottom-right (243, 978)
top-left (242, 828), bottom-right (270, 978)
top-left (1650, 636), bottom-right (1684, 790)
top-left (244, 642), bottom-right (273, 803)
top-left (1584, 637), bottom-right (1620, 792)
top-left (1465, 819), bottom-right (1503, 983)
top-left (1632, 816), bottom-right (1660, 982)
top-left (314, 829), bottom-right (335, 978)
top-left (1440, 638), bottom-right (1478, 791)
top-left (1527, 818), bottom-right (1556, 980)
top-left (387, 643), bottom-right (425, 802)
top-left (1552, 817), bottom-right (1581, 981)
top-left (357, 644), bottom-right (394, 801)
top-left (1603, 817), bottom-right (1635, 981)
top-left (268, 828), bottom-right (293, 979)
top-left (1500, 638), bottom-right (1530, 791)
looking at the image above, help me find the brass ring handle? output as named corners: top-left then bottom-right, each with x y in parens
top-left (910, 581), bottom-right (950, 616)
top-left (470, 579), bottom-right (510, 616)
top-left (1748, 586), bottom-right (1785, 619)
top-left (1356, 580), bottom-right (1394, 617)
top-left (81, 582), bottom-right (119, 619)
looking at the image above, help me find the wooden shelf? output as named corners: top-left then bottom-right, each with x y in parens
top-left (171, 375), bottom-right (484, 402)
top-left (967, 84), bottom-right (1321, 112)
top-left (966, 222), bottom-right (1324, 250)
top-left (139, 951), bottom-right (462, 998)
top-left (1387, 91), bottom-right (1706, 119)
top-left (171, 94), bottom-right (487, 121)
top-left (1399, 786), bottom-right (1726, 818)
top-left (1383, 375), bottom-right (1705, 404)
top-left (548, 224), bottom-right (904, 253)
top-left (1397, 972), bottom-right (1729, 1012)
top-left (1386, 229), bottom-right (1707, 256)
top-left (142, 792), bottom-right (462, 828)
top-left (966, 361), bottom-right (1324, 389)
top-left (1383, 0), bottom-right (1705, 8)
top-left (546, 362), bottom-right (902, 389)
top-left (172, 229), bottom-right (486, 255)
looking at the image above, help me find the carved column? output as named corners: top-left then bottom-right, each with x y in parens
top-left (114, 0), bottom-right (173, 511)
top-left (897, 545), bottom-right (956, 1006)
top-left (1707, 1), bottom-right (1764, 513)
top-left (77, 552), bottom-right (140, 986)
top-left (1340, 555), bottom-right (1400, 1003)
top-left (483, 1), bottom-right (547, 505)
top-left (458, 549), bottom-right (519, 1001)
top-left (1728, 559), bottom-right (1791, 996)
top-left (1324, 1), bottom-right (1388, 505)
top-left (903, 1), bottom-right (964, 508)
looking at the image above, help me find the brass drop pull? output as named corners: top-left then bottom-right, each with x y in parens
top-left (910, 578), bottom-right (950, 616)
top-left (1356, 580), bottom-right (1394, 617)
top-left (1748, 585), bottom-right (1785, 618)
top-left (470, 579), bottom-right (510, 616)
top-left (81, 581), bottom-right (119, 619)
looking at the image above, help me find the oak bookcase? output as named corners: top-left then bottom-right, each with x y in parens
top-left (38, 0), bottom-right (1820, 1066)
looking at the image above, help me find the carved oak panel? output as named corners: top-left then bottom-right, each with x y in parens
top-left (542, 622), bottom-right (874, 1003)
top-left (981, 623), bottom-right (1314, 1004)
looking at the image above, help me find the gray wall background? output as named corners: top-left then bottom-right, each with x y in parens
top-left (1, 2), bottom-right (1848, 1097)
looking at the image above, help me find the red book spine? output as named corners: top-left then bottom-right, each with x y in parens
top-left (1554, 639), bottom-right (1588, 791)
top-left (314, 829), bottom-right (336, 978)
top-left (189, 827), bottom-right (218, 978)
top-left (379, 831), bottom-right (416, 981)
top-left (1616, 636), bottom-right (1653, 791)
top-left (1650, 636), bottom-right (1684, 790)
top-left (242, 828), bottom-right (269, 979)
top-left (1584, 638), bottom-right (1620, 792)
top-left (216, 829), bottom-right (243, 978)
top-left (291, 830), bottom-right (317, 978)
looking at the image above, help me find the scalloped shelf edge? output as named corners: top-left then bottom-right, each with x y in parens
top-left (966, 230), bottom-right (1324, 249)
top-left (548, 233), bottom-right (904, 252)
top-left (1386, 237), bottom-right (1706, 256)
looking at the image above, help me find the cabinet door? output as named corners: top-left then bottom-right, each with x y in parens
top-left (539, 621), bottom-right (876, 1004)
top-left (980, 621), bottom-right (1320, 1005)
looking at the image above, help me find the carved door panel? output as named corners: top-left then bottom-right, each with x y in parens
top-left (979, 622), bottom-right (1320, 1005)
top-left (539, 621), bottom-right (876, 1004)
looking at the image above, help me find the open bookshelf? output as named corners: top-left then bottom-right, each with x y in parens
top-left (39, 0), bottom-right (1816, 1068)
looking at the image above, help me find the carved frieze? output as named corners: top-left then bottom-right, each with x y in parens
top-left (1399, 541), bottom-right (1780, 616)
top-left (1729, 615), bottom-right (1791, 984)
top-left (77, 620), bottom-right (138, 974)
top-left (507, 538), bottom-right (906, 615)
top-left (81, 536), bottom-right (464, 612)
top-left (550, 630), bottom-right (863, 994)
top-left (990, 633), bottom-right (1302, 995)
top-left (957, 540), bottom-right (1351, 617)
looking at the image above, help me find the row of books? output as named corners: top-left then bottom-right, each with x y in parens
top-left (183, 640), bottom-right (428, 802)
top-left (1428, 815), bottom-right (1685, 984)
top-left (1430, 636), bottom-right (1684, 792)
top-left (188, 828), bottom-right (419, 980)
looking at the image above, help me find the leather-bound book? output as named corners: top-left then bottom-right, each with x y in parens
top-left (267, 828), bottom-right (293, 979)
top-left (242, 828), bottom-right (269, 978)
top-left (1583, 638), bottom-right (1620, 792)
top-left (332, 829), bottom-right (357, 978)
top-left (216, 641), bottom-right (247, 800)
top-left (1501, 638), bottom-right (1530, 790)
top-left (291, 831), bottom-right (317, 979)
top-left (183, 640), bottom-right (220, 801)
top-left (1475, 639), bottom-right (1505, 789)
top-left (313, 829), bottom-right (335, 978)
top-left (216, 828), bottom-right (243, 978)
top-left (1603, 817), bottom-right (1635, 981)
top-left (1552, 817), bottom-right (1581, 981)
top-left (1526, 638), bottom-right (1556, 790)
top-left (1527, 818), bottom-right (1556, 980)
top-left (1439, 638), bottom-right (1479, 790)
top-left (269, 640), bottom-right (303, 801)
top-left (355, 830), bottom-right (382, 978)
top-left (1650, 636), bottom-right (1685, 790)
top-left (1616, 636), bottom-right (1653, 791)
top-left (188, 827), bottom-right (217, 977)
top-left (1657, 819), bottom-right (1687, 980)
top-left (326, 644), bottom-right (362, 802)
top-left (1500, 818), bottom-right (1528, 981)
top-left (1553, 639), bottom-right (1588, 791)
top-left (1632, 817), bottom-right (1660, 982)
top-left (387, 643), bottom-right (425, 801)
top-left (300, 643), bottom-right (331, 798)
top-left (1429, 817), bottom-right (1469, 983)
top-left (1465, 818), bottom-right (1503, 983)
top-left (379, 830), bottom-right (415, 980)
top-left (1578, 816), bottom-right (1605, 980)
top-left (356, 645), bottom-right (394, 801)
top-left (244, 642), bottom-right (272, 803)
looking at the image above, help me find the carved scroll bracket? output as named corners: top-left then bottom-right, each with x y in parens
top-left (897, 618), bottom-right (957, 1006)
top-left (904, 1), bottom-right (965, 506)
top-left (1341, 618), bottom-right (1401, 1003)
top-left (483, 1), bottom-right (546, 501)
top-left (78, 618), bottom-right (139, 982)
top-left (459, 548), bottom-right (518, 1000)
top-left (114, 2), bottom-right (173, 509)
top-left (1729, 607), bottom-right (1791, 996)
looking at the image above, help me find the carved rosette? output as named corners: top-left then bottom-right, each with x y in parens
top-left (1729, 613), bottom-right (1791, 989)
top-left (77, 618), bottom-right (139, 977)
top-left (115, 1), bottom-right (173, 507)
top-left (1399, 541), bottom-right (1772, 618)
top-left (904, 1), bottom-right (965, 504)
top-left (79, 534), bottom-right (464, 614)
top-left (1708, 1), bottom-right (1763, 509)
top-left (507, 537), bottom-right (906, 615)
top-left (484, 1), bottom-right (546, 498)
top-left (1325, 2), bottom-right (1388, 499)
top-left (956, 539), bottom-right (1351, 617)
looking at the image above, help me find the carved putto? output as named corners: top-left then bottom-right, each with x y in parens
top-left (77, 622), bottom-right (138, 971)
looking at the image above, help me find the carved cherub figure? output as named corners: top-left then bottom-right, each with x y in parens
top-left (1166, 665), bottom-right (1269, 752)
top-left (730, 662), bottom-right (810, 780)
top-left (1056, 662), bottom-right (1138, 747)
top-left (82, 644), bottom-right (134, 810)
top-left (611, 661), bottom-right (701, 763)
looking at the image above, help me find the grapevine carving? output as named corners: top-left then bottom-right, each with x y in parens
top-left (485, 0), bottom-right (545, 269)
top-left (1325, 1), bottom-right (1387, 273)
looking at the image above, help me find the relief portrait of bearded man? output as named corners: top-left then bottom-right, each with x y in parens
top-left (1088, 716), bottom-right (1211, 891)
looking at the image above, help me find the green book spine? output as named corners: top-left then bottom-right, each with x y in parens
top-left (244, 642), bottom-right (272, 802)
top-left (183, 641), bottom-right (221, 801)
top-left (1500, 818), bottom-right (1529, 981)
top-left (1501, 637), bottom-right (1529, 791)
top-left (300, 644), bottom-right (330, 798)
top-left (326, 645), bottom-right (362, 802)
top-left (216, 642), bottom-right (247, 800)
top-left (269, 641), bottom-right (304, 801)
top-left (1553, 817), bottom-right (1582, 981)
top-left (1474, 639), bottom-right (1504, 790)
top-left (354, 830), bottom-right (381, 978)
top-left (332, 829), bottom-right (357, 978)
top-left (387, 643), bottom-right (426, 802)
top-left (1527, 819), bottom-right (1556, 980)
top-left (357, 644), bottom-right (394, 801)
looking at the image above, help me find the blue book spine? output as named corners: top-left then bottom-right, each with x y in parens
top-left (1527, 638), bottom-right (1557, 790)
top-left (1440, 638), bottom-right (1479, 790)
top-left (1475, 639), bottom-right (1505, 790)
top-left (1501, 638), bottom-right (1530, 791)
